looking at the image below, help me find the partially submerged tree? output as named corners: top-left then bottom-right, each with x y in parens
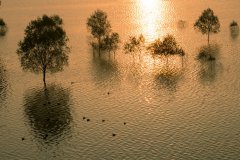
top-left (194, 8), bottom-right (220, 45)
top-left (0, 18), bottom-right (7, 36)
top-left (147, 35), bottom-right (185, 66)
top-left (123, 34), bottom-right (145, 61)
top-left (197, 44), bottom-right (219, 62)
top-left (102, 32), bottom-right (120, 59)
top-left (230, 20), bottom-right (239, 39)
top-left (87, 10), bottom-right (111, 56)
top-left (230, 21), bottom-right (238, 27)
top-left (17, 15), bottom-right (70, 87)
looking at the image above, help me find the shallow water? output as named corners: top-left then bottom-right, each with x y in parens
top-left (1, 0), bottom-right (240, 159)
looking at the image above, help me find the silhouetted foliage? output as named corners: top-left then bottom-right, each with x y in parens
top-left (230, 20), bottom-right (239, 39)
top-left (0, 18), bottom-right (7, 36)
top-left (230, 21), bottom-right (238, 27)
top-left (124, 34), bottom-right (145, 61)
top-left (147, 35), bottom-right (185, 66)
top-left (197, 44), bottom-right (219, 61)
top-left (17, 15), bottom-right (69, 87)
top-left (102, 32), bottom-right (120, 59)
top-left (194, 8), bottom-right (220, 45)
top-left (24, 84), bottom-right (72, 143)
top-left (87, 10), bottom-right (111, 56)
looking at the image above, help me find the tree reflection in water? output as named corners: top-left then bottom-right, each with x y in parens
top-left (230, 23), bottom-right (239, 40)
top-left (0, 58), bottom-right (7, 105)
top-left (197, 44), bottom-right (222, 84)
top-left (154, 67), bottom-right (183, 92)
top-left (199, 60), bottom-right (218, 84)
top-left (24, 84), bottom-right (72, 144)
top-left (91, 57), bottom-right (120, 85)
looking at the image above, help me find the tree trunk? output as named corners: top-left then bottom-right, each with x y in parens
top-left (43, 68), bottom-right (46, 88)
top-left (207, 30), bottom-right (210, 46)
top-left (98, 37), bottom-right (101, 57)
top-left (166, 56), bottom-right (169, 68)
top-left (92, 48), bottom-right (95, 58)
top-left (181, 56), bottom-right (183, 68)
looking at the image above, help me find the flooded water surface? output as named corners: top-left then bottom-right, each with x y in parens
top-left (1, 0), bottom-right (240, 159)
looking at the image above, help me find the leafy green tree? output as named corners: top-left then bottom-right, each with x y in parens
top-left (123, 34), bottom-right (145, 61)
top-left (102, 32), bottom-right (120, 59)
top-left (17, 15), bottom-right (69, 87)
top-left (147, 35), bottom-right (185, 66)
top-left (194, 8), bottom-right (220, 45)
top-left (87, 10), bottom-right (111, 56)
top-left (0, 18), bottom-right (7, 36)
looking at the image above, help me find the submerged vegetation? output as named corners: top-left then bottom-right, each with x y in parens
top-left (230, 20), bottom-right (239, 39)
top-left (87, 10), bottom-right (120, 57)
top-left (0, 18), bottom-right (7, 36)
top-left (124, 34), bottom-right (145, 61)
top-left (0, 7), bottom-right (236, 86)
top-left (230, 21), bottom-right (238, 27)
top-left (197, 44), bottom-right (220, 62)
top-left (147, 35), bottom-right (185, 66)
top-left (102, 32), bottom-right (120, 59)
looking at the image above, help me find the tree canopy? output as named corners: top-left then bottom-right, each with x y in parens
top-left (230, 21), bottom-right (238, 27)
top-left (148, 35), bottom-right (185, 57)
top-left (87, 10), bottom-right (111, 56)
top-left (17, 15), bottom-right (69, 86)
top-left (147, 35), bottom-right (185, 67)
top-left (102, 32), bottom-right (120, 58)
top-left (194, 8), bottom-right (220, 45)
top-left (124, 34), bottom-right (145, 60)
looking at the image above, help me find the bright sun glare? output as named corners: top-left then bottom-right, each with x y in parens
top-left (138, 0), bottom-right (164, 42)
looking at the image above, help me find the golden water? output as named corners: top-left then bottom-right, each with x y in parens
top-left (0, 0), bottom-right (240, 159)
